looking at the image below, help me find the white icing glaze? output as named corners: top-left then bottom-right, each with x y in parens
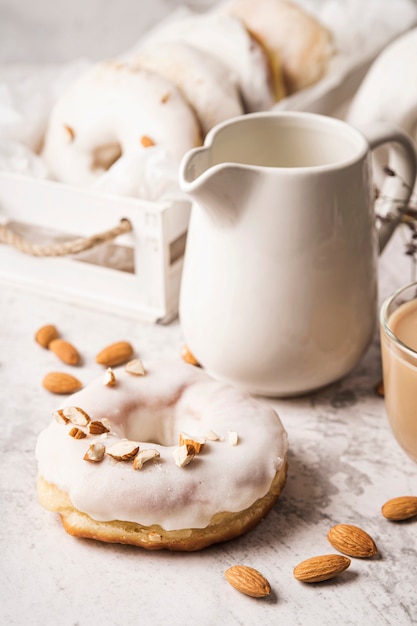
top-left (42, 61), bottom-right (202, 186)
top-left (36, 360), bottom-right (288, 531)
top-left (133, 42), bottom-right (244, 135)
top-left (139, 12), bottom-right (275, 113)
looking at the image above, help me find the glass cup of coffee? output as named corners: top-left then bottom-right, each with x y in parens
top-left (380, 282), bottom-right (417, 463)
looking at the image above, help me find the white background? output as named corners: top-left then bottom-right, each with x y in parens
top-left (0, 0), bottom-right (219, 63)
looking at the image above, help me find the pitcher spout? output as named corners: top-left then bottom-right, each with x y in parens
top-left (179, 146), bottom-right (255, 226)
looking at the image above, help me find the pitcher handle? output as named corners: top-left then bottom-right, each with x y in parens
top-left (359, 122), bottom-right (417, 253)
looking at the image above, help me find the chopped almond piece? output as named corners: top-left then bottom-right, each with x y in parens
top-left (83, 442), bottom-right (105, 463)
top-left (179, 432), bottom-right (205, 454)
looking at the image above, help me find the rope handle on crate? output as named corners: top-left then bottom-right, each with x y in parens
top-left (0, 218), bottom-right (132, 257)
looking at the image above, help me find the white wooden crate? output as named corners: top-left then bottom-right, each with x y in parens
top-left (0, 172), bottom-right (191, 323)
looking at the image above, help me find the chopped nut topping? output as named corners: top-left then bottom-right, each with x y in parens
top-left (140, 135), bottom-right (155, 148)
top-left (228, 431), bottom-right (239, 446)
top-left (63, 124), bottom-right (75, 142)
top-left (133, 448), bottom-right (160, 470)
top-left (101, 418), bottom-right (112, 432)
top-left (53, 410), bottom-right (70, 425)
top-left (83, 442), bottom-right (106, 463)
top-left (125, 358), bottom-right (146, 376)
top-left (179, 432), bottom-right (205, 454)
top-left (57, 406), bottom-right (91, 427)
top-left (89, 420), bottom-right (110, 435)
top-left (173, 444), bottom-right (195, 467)
top-left (68, 426), bottom-right (87, 439)
top-left (181, 345), bottom-right (200, 366)
top-left (205, 430), bottom-right (222, 441)
top-left (103, 368), bottom-right (117, 387)
top-left (106, 440), bottom-right (140, 461)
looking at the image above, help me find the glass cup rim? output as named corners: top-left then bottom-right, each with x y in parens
top-left (380, 281), bottom-right (417, 359)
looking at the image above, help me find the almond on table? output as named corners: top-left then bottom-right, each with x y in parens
top-left (381, 496), bottom-right (417, 521)
top-left (35, 324), bottom-right (60, 349)
top-left (293, 554), bottom-right (351, 583)
top-left (96, 341), bottom-right (134, 368)
top-left (224, 565), bottom-right (271, 598)
top-left (42, 372), bottom-right (83, 395)
top-left (49, 339), bottom-right (81, 366)
top-left (327, 524), bottom-right (378, 558)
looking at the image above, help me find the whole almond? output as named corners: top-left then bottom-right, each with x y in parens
top-left (35, 324), bottom-right (59, 348)
top-left (49, 339), bottom-right (80, 365)
top-left (381, 496), bottom-right (417, 521)
top-left (42, 372), bottom-right (82, 395)
top-left (96, 341), bottom-right (134, 367)
top-left (327, 524), bottom-right (377, 558)
top-left (224, 565), bottom-right (271, 598)
top-left (293, 554), bottom-right (351, 583)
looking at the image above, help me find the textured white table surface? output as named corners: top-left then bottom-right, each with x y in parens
top-left (1, 228), bottom-right (416, 626)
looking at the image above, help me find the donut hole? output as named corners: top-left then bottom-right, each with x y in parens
top-left (123, 408), bottom-right (200, 447)
top-left (91, 142), bottom-right (122, 171)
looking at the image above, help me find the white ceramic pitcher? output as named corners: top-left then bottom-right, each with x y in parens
top-left (179, 111), bottom-right (417, 396)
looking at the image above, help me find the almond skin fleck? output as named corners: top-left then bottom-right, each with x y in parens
top-left (140, 135), bottom-right (155, 148)
top-left (181, 345), bottom-right (200, 366)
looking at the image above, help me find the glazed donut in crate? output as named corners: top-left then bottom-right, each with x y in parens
top-left (132, 41), bottom-right (244, 135)
top-left (41, 61), bottom-right (202, 186)
top-left (218, 0), bottom-right (335, 94)
top-left (36, 360), bottom-right (288, 551)
top-left (138, 11), bottom-right (285, 112)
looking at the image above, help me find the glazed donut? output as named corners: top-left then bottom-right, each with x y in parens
top-left (36, 360), bottom-right (288, 551)
top-left (139, 12), bottom-right (283, 112)
top-left (132, 42), bottom-right (244, 135)
top-left (42, 61), bottom-right (202, 186)
top-left (218, 0), bottom-right (335, 94)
